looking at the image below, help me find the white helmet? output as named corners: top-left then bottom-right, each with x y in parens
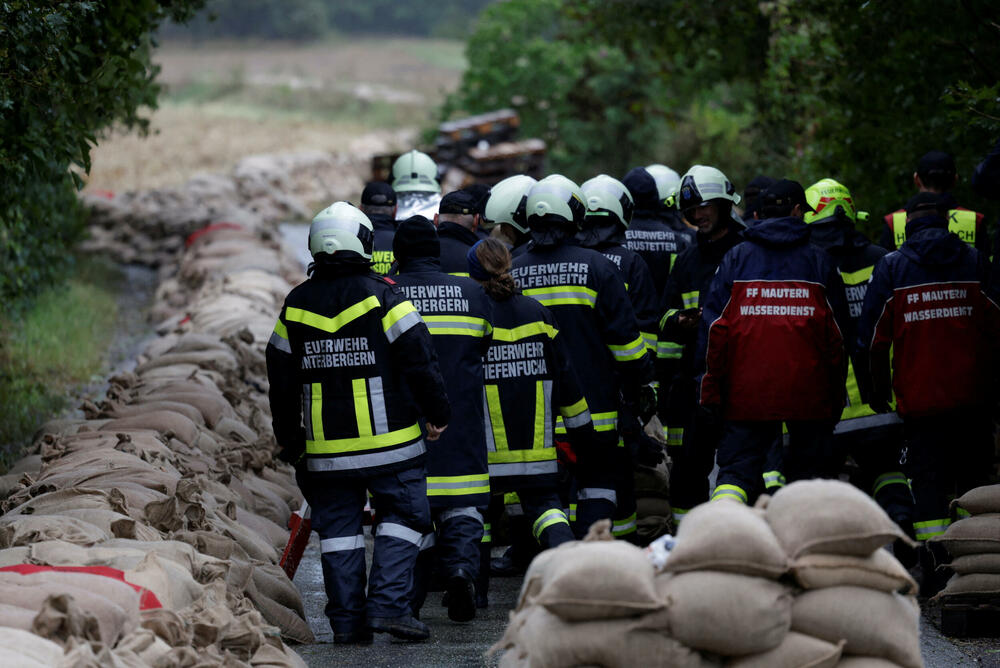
top-left (580, 174), bottom-right (634, 229)
top-left (676, 165), bottom-right (741, 211)
top-left (526, 174), bottom-right (587, 229)
top-left (309, 202), bottom-right (374, 260)
top-left (645, 164), bottom-right (681, 204)
top-left (484, 175), bottom-right (537, 234)
top-left (392, 150), bottom-right (440, 194)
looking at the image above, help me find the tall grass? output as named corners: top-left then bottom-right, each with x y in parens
top-left (0, 257), bottom-right (120, 465)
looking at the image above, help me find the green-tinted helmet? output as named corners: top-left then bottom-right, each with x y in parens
top-left (526, 174), bottom-right (587, 229)
top-left (309, 201), bottom-right (374, 260)
top-left (645, 164), bottom-right (681, 204)
top-left (677, 165), bottom-right (741, 211)
top-left (581, 174), bottom-right (634, 229)
top-left (392, 150), bottom-right (440, 194)
top-left (804, 178), bottom-right (861, 224)
top-left (484, 174), bottom-right (536, 234)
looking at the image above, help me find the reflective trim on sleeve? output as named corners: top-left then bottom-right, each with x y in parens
top-left (306, 439), bottom-right (426, 471)
top-left (269, 320), bottom-right (292, 354)
top-left (659, 308), bottom-right (680, 331)
top-left (523, 285), bottom-right (598, 308)
top-left (561, 409), bottom-right (592, 429)
top-left (492, 321), bottom-right (558, 341)
top-left (488, 460), bottom-right (559, 478)
top-left (955, 507), bottom-right (971, 519)
top-left (532, 508), bottom-right (570, 540)
top-left (375, 522), bottom-right (424, 547)
top-left (914, 518), bottom-right (951, 541)
top-left (438, 507), bottom-right (484, 524)
top-left (612, 513), bottom-right (637, 537)
top-left (578, 487), bottom-right (617, 504)
top-left (665, 427), bottom-right (684, 447)
top-left (763, 470), bottom-right (786, 490)
top-left (672, 508), bottom-right (690, 524)
top-left (426, 473), bottom-right (490, 497)
top-left (608, 336), bottom-right (647, 362)
top-left (592, 411), bottom-right (618, 432)
top-left (320, 535), bottom-right (365, 553)
top-left (872, 471), bottom-right (910, 496)
top-left (711, 484), bottom-right (748, 504)
top-left (504, 492), bottom-right (520, 505)
top-left (285, 295), bottom-right (381, 333)
top-left (382, 301), bottom-right (423, 343)
top-left (656, 340), bottom-right (684, 360)
top-left (641, 331), bottom-right (657, 352)
top-left (681, 290), bottom-right (700, 309)
top-left (422, 315), bottom-right (491, 337)
top-left (559, 397), bottom-right (588, 418)
top-left (482, 522), bottom-right (492, 543)
top-left (568, 503), bottom-right (577, 522)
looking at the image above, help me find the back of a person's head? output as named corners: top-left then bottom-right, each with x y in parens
top-left (468, 238), bottom-right (517, 301)
top-left (916, 150), bottom-right (957, 192)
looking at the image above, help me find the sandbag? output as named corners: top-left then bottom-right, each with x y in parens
top-left (132, 391), bottom-right (235, 427)
top-left (104, 400), bottom-right (206, 426)
top-left (0, 514), bottom-right (110, 547)
top-left (659, 571), bottom-right (792, 656)
top-left (0, 569), bottom-right (141, 621)
top-left (0, 577), bottom-right (132, 645)
top-left (53, 508), bottom-right (163, 542)
top-left (944, 552), bottom-right (1000, 575)
top-left (237, 507), bottom-right (289, 550)
top-left (0, 546), bottom-right (30, 567)
top-left (99, 410), bottom-right (201, 446)
top-left (791, 550), bottom-right (917, 594)
top-left (835, 659), bottom-right (905, 668)
top-left (115, 628), bottom-right (173, 665)
top-left (952, 484), bottom-right (1000, 516)
top-left (790, 587), bottom-right (921, 668)
top-left (4, 487), bottom-right (128, 517)
top-left (664, 502), bottom-right (788, 578)
top-left (636, 496), bottom-right (672, 518)
top-left (529, 541), bottom-right (662, 621)
top-left (214, 416), bottom-right (259, 444)
top-left (725, 632), bottom-right (844, 668)
top-left (244, 575), bottom-right (313, 644)
top-left (494, 605), bottom-right (711, 668)
top-left (932, 573), bottom-right (1000, 599)
top-left (0, 627), bottom-right (66, 666)
top-left (0, 601), bottom-right (38, 630)
top-left (249, 642), bottom-right (310, 668)
top-left (929, 514), bottom-right (1000, 557)
top-left (766, 480), bottom-right (906, 558)
top-left (123, 552), bottom-right (204, 611)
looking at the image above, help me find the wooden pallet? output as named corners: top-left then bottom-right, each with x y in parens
top-left (939, 597), bottom-right (1000, 637)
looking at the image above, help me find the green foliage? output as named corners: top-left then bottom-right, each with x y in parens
top-left (0, 0), bottom-right (204, 306)
top-left (447, 0), bottom-right (1000, 228)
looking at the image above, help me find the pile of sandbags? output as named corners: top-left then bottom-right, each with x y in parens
top-left (633, 461), bottom-right (673, 544)
top-left (80, 149), bottom-right (366, 267)
top-left (0, 214), bottom-right (314, 665)
top-left (930, 484), bottom-right (1000, 601)
top-left (493, 479), bottom-right (923, 668)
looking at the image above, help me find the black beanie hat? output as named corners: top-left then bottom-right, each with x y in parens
top-left (393, 215), bottom-right (439, 261)
top-left (622, 167), bottom-right (659, 209)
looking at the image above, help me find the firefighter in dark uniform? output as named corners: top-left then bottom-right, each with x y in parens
top-left (657, 165), bottom-right (745, 524)
top-left (697, 179), bottom-right (850, 505)
top-left (484, 175), bottom-right (536, 254)
top-left (622, 165), bottom-right (692, 297)
top-left (470, 238), bottom-right (590, 595)
top-left (510, 175), bottom-right (654, 536)
top-left (801, 179), bottom-right (914, 538)
top-left (391, 216), bottom-right (494, 623)
top-left (360, 181), bottom-right (397, 276)
top-left (266, 202), bottom-right (450, 644)
top-left (578, 174), bottom-right (665, 541)
top-left (879, 151), bottom-right (989, 256)
top-left (859, 192), bottom-right (1000, 595)
top-left (435, 190), bottom-right (484, 276)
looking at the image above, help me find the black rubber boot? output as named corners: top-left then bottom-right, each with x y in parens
top-left (445, 568), bottom-right (476, 622)
top-left (368, 614), bottom-right (431, 641)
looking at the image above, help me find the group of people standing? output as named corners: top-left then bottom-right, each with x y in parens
top-left (265, 147), bottom-right (999, 643)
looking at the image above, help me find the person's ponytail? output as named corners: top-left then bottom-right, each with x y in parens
top-left (467, 238), bottom-right (517, 300)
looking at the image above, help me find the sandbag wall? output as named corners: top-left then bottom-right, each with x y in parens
top-left (494, 479), bottom-right (924, 668)
top-left (0, 213), bottom-right (313, 665)
top-left (930, 484), bottom-right (1000, 601)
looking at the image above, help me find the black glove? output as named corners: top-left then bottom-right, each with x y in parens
top-left (635, 431), bottom-right (665, 467)
top-left (868, 398), bottom-right (891, 414)
top-left (637, 383), bottom-right (658, 424)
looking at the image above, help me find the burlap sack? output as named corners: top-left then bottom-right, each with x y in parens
top-left (244, 575), bottom-right (314, 644)
top-left (98, 410), bottom-right (201, 446)
top-left (634, 462), bottom-right (670, 499)
top-left (517, 544), bottom-right (566, 610)
top-left (134, 350), bottom-right (238, 375)
top-left (4, 487), bottom-right (129, 517)
top-left (209, 511), bottom-right (280, 563)
top-left (530, 541), bottom-right (662, 621)
top-left (251, 563), bottom-right (305, 617)
top-left (214, 417), bottom-right (258, 444)
top-left (637, 496), bottom-right (672, 518)
top-left (944, 553), bottom-right (1000, 575)
top-left (929, 514), bottom-right (1000, 557)
top-left (765, 480), bottom-right (906, 558)
top-left (53, 508), bottom-right (163, 542)
top-left (658, 571), bottom-right (792, 656)
top-left (237, 507), bottom-right (288, 551)
top-left (790, 587), bottom-right (921, 668)
top-left (0, 578), bottom-right (130, 645)
top-left (791, 550), bottom-right (917, 594)
top-left (725, 632), bottom-right (844, 668)
top-left (238, 477), bottom-right (292, 526)
top-left (123, 551), bottom-right (204, 610)
top-left (932, 573), bottom-right (1000, 599)
top-left (5, 569), bottom-right (140, 621)
top-left (0, 627), bottom-right (66, 666)
top-left (951, 484), bottom-right (1000, 516)
top-left (105, 400), bottom-right (206, 426)
top-left (132, 391), bottom-right (235, 428)
top-left (493, 605), bottom-right (712, 668)
top-left (116, 628), bottom-right (174, 665)
top-left (0, 546), bottom-right (30, 567)
top-left (0, 601), bottom-right (37, 630)
top-left (38, 460), bottom-right (179, 496)
top-left (664, 502), bottom-right (788, 578)
top-left (249, 641), bottom-right (310, 668)
top-left (0, 514), bottom-right (110, 547)
top-left (835, 659), bottom-right (905, 668)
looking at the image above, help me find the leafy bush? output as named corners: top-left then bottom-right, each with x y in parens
top-left (0, 0), bottom-right (204, 306)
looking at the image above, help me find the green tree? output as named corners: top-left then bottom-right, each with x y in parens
top-left (0, 0), bottom-right (204, 305)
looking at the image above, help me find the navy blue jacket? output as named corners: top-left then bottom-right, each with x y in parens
top-left (370, 213), bottom-right (396, 275)
top-left (625, 207), bottom-right (692, 296)
top-left (393, 257), bottom-right (494, 507)
top-left (437, 222), bottom-right (480, 276)
top-left (858, 216), bottom-right (1000, 418)
top-left (697, 217), bottom-right (850, 421)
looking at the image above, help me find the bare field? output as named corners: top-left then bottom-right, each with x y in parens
top-left (84, 38), bottom-right (466, 192)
